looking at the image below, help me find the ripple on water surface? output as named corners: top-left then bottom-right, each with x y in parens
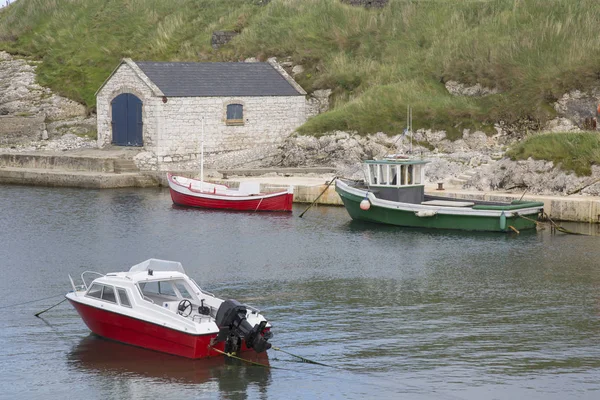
top-left (1, 185), bottom-right (599, 399)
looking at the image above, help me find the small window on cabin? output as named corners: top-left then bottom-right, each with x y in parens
top-left (140, 281), bottom-right (176, 297)
top-left (367, 165), bottom-right (377, 184)
top-left (413, 165), bottom-right (422, 184)
top-left (390, 166), bottom-right (398, 185)
top-left (86, 284), bottom-right (103, 299)
top-left (226, 104), bottom-right (243, 125)
top-left (101, 285), bottom-right (117, 303)
top-left (407, 165), bottom-right (414, 185)
top-left (175, 282), bottom-right (193, 299)
top-left (117, 288), bottom-right (132, 307)
top-left (158, 281), bottom-right (176, 297)
top-left (381, 165), bottom-right (390, 185)
top-left (400, 165), bottom-right (406, 185)
top-left (140, 281), bottom-right (159, 295)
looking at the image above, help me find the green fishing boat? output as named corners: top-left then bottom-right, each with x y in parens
top-left (335, 156), bottom-right (544, 232)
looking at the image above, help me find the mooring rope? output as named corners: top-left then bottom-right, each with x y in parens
top-left (35, 298), bottom-right (68, 317)
top-left (299, 176), bottom-right (338, 218)
top-left (209, 347), bottom-right (279, 369)
top-left (210, 345), bottom-right (332, 368)
top-left (271, 346), bottom-right (333, 367)
top-left (0, 293), bottom-right (64, 310)
top-left (515, 213), bottom-right (587, 236)
top-left (254, 197), bottom-right (264, 212)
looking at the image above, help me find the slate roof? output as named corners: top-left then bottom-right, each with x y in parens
top-left (134, 61), bottom-right (304, 97)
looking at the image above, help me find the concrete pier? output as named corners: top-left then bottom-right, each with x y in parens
top-left (1, 150), bottom-right (599, 223)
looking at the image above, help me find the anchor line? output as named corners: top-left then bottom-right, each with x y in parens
top-left (271, 346), bottom-right (333, 367)
top-left (0, 293), bottom-right (65, 310)
top-left (515, 213), bottom-right (587, 236)
top-left (209, 345), bottom-right (331, 369)
top-left (209, 346), bottom-right (279, 369)
top-left (254, 197), bottom-right (264, 212)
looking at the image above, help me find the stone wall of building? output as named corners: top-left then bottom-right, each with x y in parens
top-left (152, 95), bottom-right (306, 170)
top-left (97, 62), bottom-right (307, 171)
top-left (96, 62), bottom-right (159, 151)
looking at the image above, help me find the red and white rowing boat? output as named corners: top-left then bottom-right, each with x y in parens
top-left (167, 173), bottom-right (293, 212)
top-left (66, 259), bottom-right (272, 359)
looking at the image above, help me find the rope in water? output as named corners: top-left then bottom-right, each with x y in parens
top-left (516, 213), bottom-right (587, 235)
top-left (35, 298), bottom-right (68, 317)
top-left (0, 293), bottom-right (64, 310)
top-left (271, 346), bottom-right (333, 367)
top-left (209, 347), bottom-right (276, 369)
top-left (210, 345), bottom-right (331, 368)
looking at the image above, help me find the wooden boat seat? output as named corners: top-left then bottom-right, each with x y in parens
top-left (421, 200), bottom-right (475, 207)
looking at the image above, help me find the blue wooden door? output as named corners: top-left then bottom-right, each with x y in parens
top-left (111, 93), bottom-right (143, 146)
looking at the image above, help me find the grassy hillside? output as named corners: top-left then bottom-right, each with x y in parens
top-left (1, 0), bottom-right (600, 138)
top-left (507, 132), bottom-right (600, 176)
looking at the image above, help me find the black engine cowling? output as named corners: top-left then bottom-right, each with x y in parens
top-left (214, 299), bottom-right (271, 353)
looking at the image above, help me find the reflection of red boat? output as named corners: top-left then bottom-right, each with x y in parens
top-left (69, 334), bottom-right (271, 386)
top-left (66, 259), bottom-right (273, 359)
top-left (167, 173), bottom-right (293, 212)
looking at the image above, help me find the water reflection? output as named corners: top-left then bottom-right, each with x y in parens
top-left (68, 335), bottom-right (271, 397)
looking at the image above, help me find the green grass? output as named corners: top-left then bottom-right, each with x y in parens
top-left (506, 132), bottom-right (600, 176)
top-left (1, 0), bottom-right (600, 136)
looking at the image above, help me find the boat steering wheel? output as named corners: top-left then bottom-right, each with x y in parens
top-left (177, 299), bottom-right (193, 317)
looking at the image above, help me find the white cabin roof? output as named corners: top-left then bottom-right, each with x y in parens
top-left (129, 258), bottom-right (186, 274)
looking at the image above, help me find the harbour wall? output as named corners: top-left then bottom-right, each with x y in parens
top-left (0, 151), bottom-right (599, 222)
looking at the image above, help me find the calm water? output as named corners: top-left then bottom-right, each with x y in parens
top-left (0, 185), bottom-right (599, 400)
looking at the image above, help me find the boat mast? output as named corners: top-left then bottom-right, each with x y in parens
top-left (410, 106), bottom-right (413, 154)
top-left (406, 105), bottom-right (413, 154)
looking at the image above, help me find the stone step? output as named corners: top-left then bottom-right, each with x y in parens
top-left (0, 167), bottom-right (158, 188)
top-left (0, 152), bottom-right (117, 173)
top-left (114, 159), bottom-right (139, 174)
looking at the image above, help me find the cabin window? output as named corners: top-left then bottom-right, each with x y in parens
top-left (117, 288), bottom-right (132, 308)
top-left (381, 165), bottom-right (391, 185)
top-left (101, 285), bottom-right (117, 303)
top-left (86, 284), bottom-right (103, 299)
top-left (390, 166), bottom-right (399, 185)
top-left (175, 282), bottom-right (193, 299)
top-left (400, 166), bottom-right (406, 185)
top-left (139, 280), bottom-right (178, 300)
top-left (367, 165), bottom-right (376, 184)
top-left (413, 165), bottom-right (422, 184)
top-left (226, 104), bottom-right (243, 125)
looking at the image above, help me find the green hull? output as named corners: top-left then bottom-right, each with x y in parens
top-left (336, 185), bottom-right (541, 232)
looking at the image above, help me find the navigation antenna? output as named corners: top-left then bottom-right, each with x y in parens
top-left (406, 105), bottom-right (413, 154)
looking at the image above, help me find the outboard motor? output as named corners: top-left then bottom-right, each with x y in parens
top-left (214, 299), bottom-right (271, 354)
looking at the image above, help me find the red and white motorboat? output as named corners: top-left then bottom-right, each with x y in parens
top-left (66, 259), bottom-right (272, 359)
top-left (167, 173), bottom-right (293, 212)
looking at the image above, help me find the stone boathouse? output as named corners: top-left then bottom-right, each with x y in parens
top-left (95, 58), bottom-right (307, 170)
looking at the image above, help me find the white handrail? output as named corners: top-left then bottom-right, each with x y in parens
top-left (80, 271), bottom-right (105, 291)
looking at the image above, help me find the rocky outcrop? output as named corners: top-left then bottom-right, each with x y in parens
top-left (306, 89), bottom-right (332, 118)
top-left (445, 80), bottom-right (499, 97)
top-left (554, 89), bottom-right (600, 130)
top-left (211, 31), bottom-right (239, 49)
top-left (468, 158), bottom-right (600, 196)
top-left (0, 51), bottom-right (95, 150)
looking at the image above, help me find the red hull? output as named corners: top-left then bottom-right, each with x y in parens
top-left (169, 187), bottom-right (293, 212)
top-left (68, 299), bottom-right (259, 359)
